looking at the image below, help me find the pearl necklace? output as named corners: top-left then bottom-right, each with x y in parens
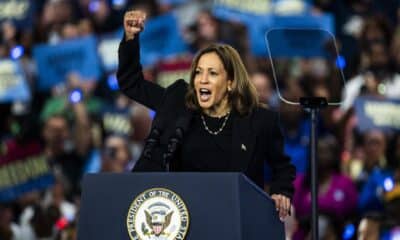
top-left (201, 111), bottom-right (231, 135)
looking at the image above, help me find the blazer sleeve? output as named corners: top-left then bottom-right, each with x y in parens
top-left (267, 111), bottom-right (296, 199)
top-left (117, 36), bottom-right (165, 111)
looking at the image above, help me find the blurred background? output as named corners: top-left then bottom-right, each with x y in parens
top-left (0, 0), bottom-right (400, 239)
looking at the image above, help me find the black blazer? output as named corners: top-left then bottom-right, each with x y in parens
top-left (117, 37), bottom-right (296, 199)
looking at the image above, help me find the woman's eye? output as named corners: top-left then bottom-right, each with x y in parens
top-left (210, 71), bottom-right (218, 76)
top-left (194, 70), bottom-right (201, 75)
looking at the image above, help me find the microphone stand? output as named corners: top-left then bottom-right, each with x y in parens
top-left (300, 97), bottom-right (327, 240)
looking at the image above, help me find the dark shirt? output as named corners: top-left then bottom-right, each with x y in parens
top-left (181, 113), bottom-right (232, 171)
top-left (48, 151), bottom-right (84, 198)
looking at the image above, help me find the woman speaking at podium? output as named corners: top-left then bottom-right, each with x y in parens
top-left (117, 10), bottom-right (295, 220)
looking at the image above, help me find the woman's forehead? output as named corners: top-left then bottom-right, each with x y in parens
top-left (196, 52), bottom-right (224, 69)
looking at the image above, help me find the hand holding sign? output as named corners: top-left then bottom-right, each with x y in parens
top-left (124, 10), bottom-right (146, 41)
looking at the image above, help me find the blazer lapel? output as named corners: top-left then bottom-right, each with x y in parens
top-left (231, 113), bottom-right (256, 171)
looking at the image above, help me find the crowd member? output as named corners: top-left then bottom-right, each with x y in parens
top-left (250, 70), bottom-right (275, 106)
top-left (358, 212), bottom-right (383, 240)
top-left (100, 134), bottom-right (132, 173)
top-left (278, 81), bottom-right (310, 175)
top-left (41, 114), bottom-right (84, 199)
top-left (293, 136), bottom-right (358, 238)
top-left (341, 18), bottom-right (400, 112)
top-left (0, 203), bottom-right (20, 240)
top-left (349, 129), bottom-right (388, 188)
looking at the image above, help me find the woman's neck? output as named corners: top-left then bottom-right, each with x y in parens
top-left (203, 105), bottom-right (231, 118)
top-left (203, 98), bottom-right (231, 118)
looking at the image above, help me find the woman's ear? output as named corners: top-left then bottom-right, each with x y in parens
top-left (227, 80), bottom-right (233, 92)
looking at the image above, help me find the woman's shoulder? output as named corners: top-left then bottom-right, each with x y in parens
top-left (252, 105), bottom-right (279, 120)
top-left (163, 79), bottom-right (189, 99)
top-left (243, 106), bottom-right (280, 132)
top-left (165, 79), bottom-right (188, 92)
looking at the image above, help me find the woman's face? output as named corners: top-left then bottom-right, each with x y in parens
top-left (194, 52), bottom-right (232, 116)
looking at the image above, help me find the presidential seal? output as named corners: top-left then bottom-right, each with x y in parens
top-left (126, 188), bottom-right (190, 240)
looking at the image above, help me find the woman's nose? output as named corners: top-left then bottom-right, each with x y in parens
top-left (199, 72), bottom-right (209, 83)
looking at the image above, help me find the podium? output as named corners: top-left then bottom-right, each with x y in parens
top-left (78, 173), bottom-right (285, 239)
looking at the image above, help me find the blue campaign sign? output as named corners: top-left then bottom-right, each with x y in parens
top-left (354, 96), bottom-right (400, 134)
top-left (213, 0), bottom-right (275, 17)
top-left (99, 13), bottom-right (189, 71)
top-left (0, 141), bottom-right (54, 202)
top-left (33, 36), bottom-right (102, 91)
top-left (265, 28), bottom-right (336, 58)
top-left (0, 60), bottom-right (31, 102)
top-left (212, 1), bottom-right (270, 25)
top-left (158, 0), bottom-right (189, 5)
top-left (98, 29), bottom-right (124, 72)
top-left (0, 174), bottom-right (54, 202)
top-left (213, 3), bottom-right (268, 24)
top-left (213, 0), bottom-right (312, 23)
top-left (0, 0), bottom-right (35, 29)
top-left (250, 14), bottom-right (334, 56)
top-left (212, 0), bottom-right (333, 57)
top-left (102, 108), bottom-right (132, 136)
top-left (139, 13), bottom-right (188, 67)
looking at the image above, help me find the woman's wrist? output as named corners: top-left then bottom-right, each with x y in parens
top-left (125, 35), bottom-right (135, 41)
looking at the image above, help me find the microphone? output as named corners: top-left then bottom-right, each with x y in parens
top-left (163, 110), bottom-right (192, 171)
top-left (135, 112), bottom-right (164, 171)
top-left (142, 127), bottom-right (161, 161)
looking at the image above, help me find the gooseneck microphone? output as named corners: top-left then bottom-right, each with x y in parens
top-left (142, 127), bottom-right (161, 161)
top-left (163, 127), bottom-right (183, 172)
top-left (163, 110), bottom-right (192, 172)
top-left (131, 112), bottom-right (164, 172)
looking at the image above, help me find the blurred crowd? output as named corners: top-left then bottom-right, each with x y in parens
top-left (0, 0), bottom-right (400, 239)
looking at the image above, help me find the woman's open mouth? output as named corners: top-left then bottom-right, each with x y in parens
top-left (199, 88), bottom-right (211, 102)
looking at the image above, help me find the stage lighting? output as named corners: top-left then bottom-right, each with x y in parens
top-left (89, 0), bottom-right (100, 12)
top-left (10, 45), bottom-right (24, 59)
top-left (342, 223), bottom-right (355, 240)
top-left (112, 0), bottom-right (126, 8)
top-left (384, 177), bottom-right (394, 192)
top-left (69, 89), bottom-right (84, 104)
top-left (107, 73), bottom-right (119, 91)
top-left (335, 55), bottom-right (346, 70)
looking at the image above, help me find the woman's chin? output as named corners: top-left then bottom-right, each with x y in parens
top-left (198, 101), bottom-right (213, 111)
